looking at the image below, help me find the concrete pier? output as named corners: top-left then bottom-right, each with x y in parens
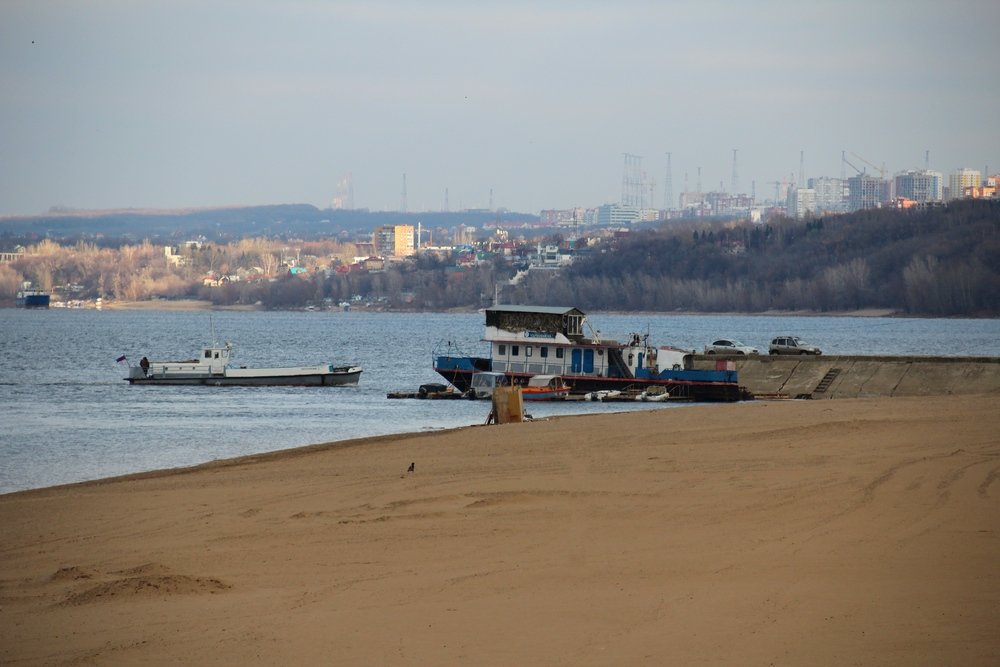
top-left (691, 355), bottom-right (1000, 399)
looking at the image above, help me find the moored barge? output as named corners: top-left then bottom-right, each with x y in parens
top-left (123, 342), bottom-right (362, 387)
top-left (434, 305), bottom-right (742, 402)
top-left (16, 290), bottom-right (50, 308)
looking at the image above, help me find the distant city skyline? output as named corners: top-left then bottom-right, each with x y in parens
top-left (1, 1), bottom-right (998, 217)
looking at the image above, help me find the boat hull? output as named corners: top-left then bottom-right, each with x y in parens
top-left (435, 358), bottom-right (740, 402)
top-left (126, 367), bottom-right (362, 387)
top-left (522, 389), bottom-right (570, 401)
top-left (16, 293), bottom-right (50, 308)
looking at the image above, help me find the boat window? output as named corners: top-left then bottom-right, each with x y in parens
top-left (498, 344), bottom-right (506, 355)
top-left (556, 348), bottom-right (564, 359)
top-left (564, 314), bottom-right (583, 337)
top-left (512, 345), bottom-right (519, 356)
top-left (204, 350), bottom-right (211, 359)
top-left (526, 346), bottom-right (532, 357)
top-left (540, 347), bottom-right (548, 358)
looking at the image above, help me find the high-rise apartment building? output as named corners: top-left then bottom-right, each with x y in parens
top-left (374, 225), bottom-right (415, 257)
top-left (948, 168), bottom-right (981, 200)
top-left (787, 187), bottom-right (817, 219)
top-left (705, 192), bottom-right (754, 217)
top-left (807, 177), bottom-right (847, 213)
top-left (895, 170), bottom-right (943, 202)
top-left (847, 174), bottom-right (889, 211)
top-left (453, 225), bottom-right (477, 246)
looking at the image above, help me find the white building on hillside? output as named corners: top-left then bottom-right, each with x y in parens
top-left (808, 177), bottom-right (847, 213)
top-left (596, 203), bottom-right (640, 226)
top-left (787, 187), bottom-right (817, 218)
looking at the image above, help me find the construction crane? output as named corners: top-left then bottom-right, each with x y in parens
top-left (842, 151), bottom-right (864, 176)
top-left (851, 152), bottom-right (886, 180)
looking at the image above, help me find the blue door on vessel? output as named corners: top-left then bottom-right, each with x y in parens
top-left (571, 349), bottom-right (595, 373)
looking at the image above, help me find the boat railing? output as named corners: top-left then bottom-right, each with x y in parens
top-left (432, 339), bottom-right (486, 361)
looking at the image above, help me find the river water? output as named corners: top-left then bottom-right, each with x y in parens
top-left (2, 308), bottom-right (998, 494)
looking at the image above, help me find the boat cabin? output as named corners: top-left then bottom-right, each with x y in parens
top-left (484, 305), bottom-right (586, 341)
top-left (470, 371), bottom-right (508, 399)
top-left (150, 343), bottom-right (232, 376)
top-left (200, 345), bottom-right (233, 374)
top-left (483, 305), bottom-right (693, 381)
top-left (525, 374), bottom-right (565, 389)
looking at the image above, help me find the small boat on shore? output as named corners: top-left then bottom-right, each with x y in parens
top-left (636, 386), bottom-right (671, 402)
top-left (121, 343), bottom-right (362, 387)
top-left (584, 389), bottom-right (621, 402)
top-left (521, 374), bottom-right (570, 401)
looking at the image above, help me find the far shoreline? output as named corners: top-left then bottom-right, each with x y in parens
top-left (11, 296), bottom-right (1000, 319)
top-left (10, 298), bottom-right (908, 318)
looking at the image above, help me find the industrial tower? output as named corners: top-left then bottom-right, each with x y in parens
top-left (731, 149), bottom-right (739, 194)
top-left (621, 153), bottom-right (644, 207)
top-left (664, 152), bottom-right (674, 210)
top-left (333, 172), bottom-right (354, 210)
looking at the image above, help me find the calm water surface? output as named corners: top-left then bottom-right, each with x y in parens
top-left (2, 308), bottom-right (998, 493)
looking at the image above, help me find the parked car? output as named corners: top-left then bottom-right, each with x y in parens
top-left (704, 339), bottom-right (760, 355)
top-left (769, 336), bottom-right (822, 355)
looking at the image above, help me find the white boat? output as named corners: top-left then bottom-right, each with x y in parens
top-left (521, 374), bottom-right (570, 401)
top-left (466, 371), bottom-right (569, 401)
top-left (635, 388), bottom-right (671, 402)
top-left (584, 389), bottom-right (621, 402)
top-left (122, 343), bottom-right (362, 387)
top-left (468, 371), bottom-right (508, 399)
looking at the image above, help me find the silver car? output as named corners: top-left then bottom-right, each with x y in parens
top-left (769, 336), bottom-right (822, 355)
top-left (704, 339), bottom-right (760, 355)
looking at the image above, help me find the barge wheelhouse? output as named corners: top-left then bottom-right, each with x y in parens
top-left (434, 305), bottom-right (741, 402)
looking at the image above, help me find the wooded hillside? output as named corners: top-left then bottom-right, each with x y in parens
top-left (514, 200), bottom-right (1000, 316)
top-left (5, 200), bottom-right (998, 316)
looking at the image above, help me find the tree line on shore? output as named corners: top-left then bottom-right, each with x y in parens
top-left (511, 199), bottom-right (1000, 317)
top-left (3, 199), bottom-right (998, 316)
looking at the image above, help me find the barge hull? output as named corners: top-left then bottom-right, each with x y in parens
top-left (127, 369), bottom-right (362, 387)
top-left (434, 361), bottom-right (740, 402)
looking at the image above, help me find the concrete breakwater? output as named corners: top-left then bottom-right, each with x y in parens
top-left (691, 355), bottom-right (1000, 399)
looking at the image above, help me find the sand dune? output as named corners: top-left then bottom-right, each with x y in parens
top-left (2, 394), bottom-right (998, 665)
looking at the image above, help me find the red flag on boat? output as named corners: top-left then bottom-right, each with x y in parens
top-left (116, 355), bottom-right (127, 363)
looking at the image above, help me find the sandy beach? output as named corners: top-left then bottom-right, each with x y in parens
top-left (2, 394), bottom-right (998, 665)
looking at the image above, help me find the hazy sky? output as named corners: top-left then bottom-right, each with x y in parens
top-left (2, 0), bottom-right (998, 216)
